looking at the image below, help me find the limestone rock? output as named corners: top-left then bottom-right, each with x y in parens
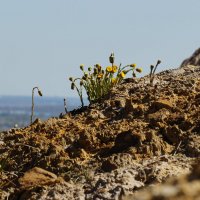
top-left (19, 167), bottom-right (58, 188)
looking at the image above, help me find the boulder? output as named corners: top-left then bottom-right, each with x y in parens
top-left (180, 48), bottom-right (200, 67)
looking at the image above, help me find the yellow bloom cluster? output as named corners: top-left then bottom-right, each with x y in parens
top-left (106, 65), bottom-right (118, 73)
top-left (69, 53), bottom-right (143, 105)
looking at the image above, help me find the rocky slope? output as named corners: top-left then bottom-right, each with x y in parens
top-left (0, 63), bottom-right (200, 199)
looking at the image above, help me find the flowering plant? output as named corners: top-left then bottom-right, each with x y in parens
top-left (69, 53), bottom-right (142, 106)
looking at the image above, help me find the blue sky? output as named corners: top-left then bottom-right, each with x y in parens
top-left (0, 0), bottom-right (200, 97)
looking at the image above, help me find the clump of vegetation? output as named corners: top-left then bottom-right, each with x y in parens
top-left (69, 53), bottom-right (142, 106)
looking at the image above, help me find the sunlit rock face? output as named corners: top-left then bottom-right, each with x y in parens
top-left (180, 48), bottom-right (200, 67)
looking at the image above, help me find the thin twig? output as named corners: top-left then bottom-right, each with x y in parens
top-left (64, 98), bottom-right (68, 113)
top-left (173, 141), bottom-right (182, 156)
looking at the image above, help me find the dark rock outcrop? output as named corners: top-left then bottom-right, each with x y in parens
top-left (180, 48), bottom-right (200, 67)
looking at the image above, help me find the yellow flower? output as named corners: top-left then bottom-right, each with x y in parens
top-left (97, 73), bottom-right (103, 79)
top-left (111, 78), bottom-right (117, 84)
top-left (112, 65), bottom-right (118, 73)
top-left (136, 68), bottom-right (142, 73)
top-left (119, 71), bottom-right (125, 78)
top-left (106, 66), bottom-right (113, 72)
top-left (130, 63), bottom-right (136, 68)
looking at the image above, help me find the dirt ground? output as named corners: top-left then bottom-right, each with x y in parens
top-left (0, 64), bottom-right (200, 200)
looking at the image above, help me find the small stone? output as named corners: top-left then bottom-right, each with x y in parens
top-left (152, 99), bottom-right (173, 111)
top-left (19, 167), bottom-right (58, 188)
top-left (87, 109), bottom-right (105, 120)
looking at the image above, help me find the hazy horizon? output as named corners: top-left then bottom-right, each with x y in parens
top-left (0, 95), bottom-right (82, 131)
top-left (0, 0), bottom-right (200, 97)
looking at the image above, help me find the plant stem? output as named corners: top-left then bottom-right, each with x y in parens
top-left (64, 98), bottom-right (68, 113)
top-left (31, 87), bottom-right (37, 124)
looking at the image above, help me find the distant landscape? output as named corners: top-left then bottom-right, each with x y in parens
top-left (0, 96), bottom-right (83, 131)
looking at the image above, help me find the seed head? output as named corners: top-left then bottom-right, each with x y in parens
top-left (150, 65), bottom-right (154, 71)
top-left (38, 89), bottom-right (43, 96)
top-left (130, 63), bottom-right (136, 68)
top-left (109, 52), bottom-right (115, 64)
top-left (136, 68), bottom-right (142, 73)
top-left (69, 77), bottom-right (73, 81)
top-left (71, 83), bottom-right (75, 90)
top-left (156, 60), bottom-right (161, 66)
top-left (80, 64), bottom-right (84, 71)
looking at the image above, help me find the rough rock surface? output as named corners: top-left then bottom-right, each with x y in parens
top-left (180, 47), bottom-right (200, 67)
top-left (0, 64), bottom-right (200, 199)
top-left (125, 161), bottom-right (200, 200)
top-left (19, 167), bottom-right (58, 188)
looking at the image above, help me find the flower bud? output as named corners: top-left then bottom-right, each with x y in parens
top-left (130, 63), bottom-right (136, 68)
top-left (71, 83), bottom-right (75, 90)
top-left (96, 64), bottom-right (101, 73)
top-left (150, 65), bottom-right (154, 71)
top-left (156, 60), bottom-right (161, 66)
top-left (136, 68), bottom-right (142, 73)
top-left (84, 73), bottom-right (88, 78)
top-left (80, 64), bottom-right (84, 71)
top-left (123, 70), bottom-right (128, 74)
top-left (96, 64), bottom-right (101, 68)
top-left (109, 52), bottom-right (115, 64)
top-left (97, 73), bottom-right (103, 79)
top-left (82, 76), bottom-right (86, 80)
top-left (38, 89), bottom-right (43, 96)
top-left (94, 68), bottom-right (98, 74)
